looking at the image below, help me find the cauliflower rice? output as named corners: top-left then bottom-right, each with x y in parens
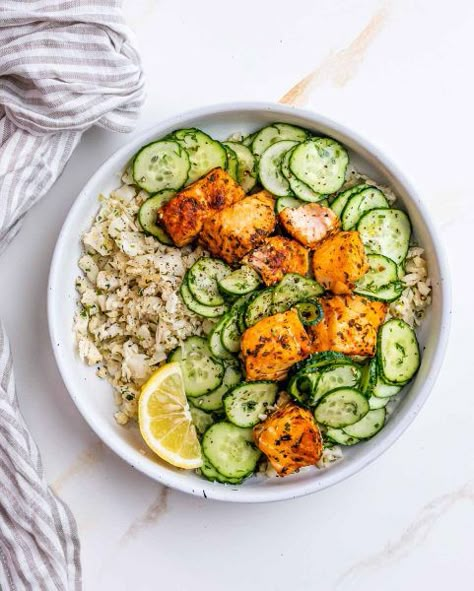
top-left (74, 166), bottom-right (431, 437)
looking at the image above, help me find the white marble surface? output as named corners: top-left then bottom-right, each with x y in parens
top-left (0, 0), bottom-right (473, 588)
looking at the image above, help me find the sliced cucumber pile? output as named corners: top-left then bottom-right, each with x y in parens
top-left (341, 186), bottom-right (389, 230)
top-left (330, 183), bottom-right (369, 218)
top-left (281, 146), bottom-right (324, 202)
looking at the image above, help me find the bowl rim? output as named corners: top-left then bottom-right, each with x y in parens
top-left (48, 101), bottom-right (452, 503)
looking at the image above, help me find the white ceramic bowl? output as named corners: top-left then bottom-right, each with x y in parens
top-left (48, 102), bottom-right (451, 503)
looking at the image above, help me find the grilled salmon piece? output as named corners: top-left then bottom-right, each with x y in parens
top-left (309, 294), bottom-right (387, 357)
top-left (240, 308), bottom-right (312, 381)
top-left (243, 236), bottom-right (309, 286)
top-left (157, 168), bottom-right (245, 246)
top-left (199, 191), bottom-right (276, 264)
top-left (279, 203), bottom-right (340, 248)
top-left (253, 402), bottom-right (323, 476)
top-left (312, 231), bottom-right (369, 294)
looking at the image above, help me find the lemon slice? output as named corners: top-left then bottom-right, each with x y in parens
top-left (138, 363), bottom-right (203, 469)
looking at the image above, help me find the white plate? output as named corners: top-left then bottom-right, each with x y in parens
top-left (48, 102), bottom-right (451, 503)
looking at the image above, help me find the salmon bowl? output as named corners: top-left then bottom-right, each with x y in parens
top-left (48, 102), bottom-right (451, 502)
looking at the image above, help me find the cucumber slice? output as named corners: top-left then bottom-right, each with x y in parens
top-left (368, 395), bottom-right (389, 410)
top-left (295, 301), bottom-right (323, 326)
top-left (275, 196), bottom-right (305, 214)
top-left (171, 128), bottom-right (227, 184)
top-left (341, 187), bottom-right (389, 230)
top-left (200, 455), bottom-right (243, 485)
top-left (343, 408), bottom-right (386, 439)
top-left (137, 190), bottom-right (174, 244)
top-left (251, 123), bottom-right (308, 159)
top-left (223, 144), bottom-right (239, 181)
top-left (325, 428), bottom-right (360, 446)
top-left (289, 138), bottom-right (348, 194)
top-left (188, 257), bottom-right (231, 306)
top-left (221, 312), bottom-right (241, 353)
top-left (189, 406), bottom-right (215, 435)
top-left (244, 287), bottom-right (274, 326)
top-left (224, 382), bottom-right (278, 428)
top-left (372, 374), bottom-right (402, 399)
top-left (209, 314), bottom-right (234, 360)
top-left (218, 265), bottom-right (261, 296)
top-left (281, 147), bottom-right (325, 202)
top-left (193, 365), bottom-right (242, 411)
top-left (359, 358), bottom-right (377, 396)
top-left (223, 142), bottom-right (257, 193)
top-left (133, 140), bottom-right (190, 193)
top-left (314, 387), bottom-right (369, 428)
top-left (377, 319), bottom-right (420, 384)
top-left (356, 282), bottom-right (404, 303)
top-left (180, 277), bottom-right (228, 318)
top-left (294, 351), bottom-right (352, 374)
top-left (258, 140), bottom-right (298, 196)
top-left (355, 254), bottom-right (398, 292)
top-left (242, 132), bottom-right (256, 147)
top-left (357, 208), bottom-right (411, 265)
top-left (330, 183), bottom-right (369, 218)
top-left (312, 364), bottom-right (361, 404)
top-left (272, 273), bottom-right (324, 313)
top-left (288, 371), bottom-right (320, 406)
top-left (202, 422), bottom-right (261, 479)
top-left (169, 336), bottom-right (224, 397)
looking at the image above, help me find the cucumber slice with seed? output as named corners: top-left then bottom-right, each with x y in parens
top-left (341, 187), bottom-right (389, 230)
top-left (290, 138), bottom-right (348, 194)
top-left (314, 387), bottom-right (369, 428)
top-left (224, 382), bottom-right (278, 427)
top-left (193, 365), bottom-right (242, 411)
top-left (377, 318), bottom-right (420, 384)
top-left (180, 278), bottom-right (228, 318)
top-left (218, 265), bottom-right (261, 296)
top-left (202, 422), bottom-right (261, 479)
top-left (343, 408), bottom-right (386, 439)
top-left (188, 257), bottom-right (232, 306)
top-left (171, 128), bottom-right (227, 184)
top-left (273, 273), bottom-right (324, 314)
top-left (325, 428), bottom-right (360, 446)
top-left (244, 288), bottom-right (274, 326)
top-left (281, 147), bottom-right (325, 202)
top-left (133, 140), bottom-right (190, 193)
top-left (258, 140), bottom-right (298, 196)
top-left (251, 123), bottom-right (308, 159)
top-left (330, 183), bottom-right (369, 218)
top-left (357, 208), bottom-right (411, 265)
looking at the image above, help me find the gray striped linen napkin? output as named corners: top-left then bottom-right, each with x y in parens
top-left (0, 1), bottom-right (145, 588)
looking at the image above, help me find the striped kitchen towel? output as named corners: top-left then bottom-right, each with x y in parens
top-left (0, 1), bottom-right (145, 589)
